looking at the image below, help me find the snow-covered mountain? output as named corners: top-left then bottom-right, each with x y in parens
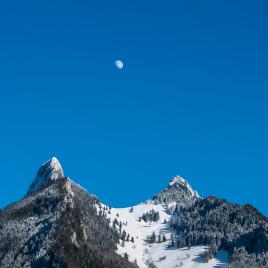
top-left (0, 157), bottom-right (267, 268)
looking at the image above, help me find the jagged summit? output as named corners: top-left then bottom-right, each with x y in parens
top-left (168, 175), bottom-right (200, 198)
top-left (27, 157), bottom-right (64, 194)
top-left (152, 175), bottom-right (200, 206)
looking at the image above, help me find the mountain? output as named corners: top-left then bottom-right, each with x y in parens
top-left (0, 158), bottom-right (137, 268)
top-left (0, 158), bottom-right (267, 268)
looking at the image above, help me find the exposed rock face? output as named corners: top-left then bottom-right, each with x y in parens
top-left (27, 157), bottom-right (64, 194)
top-left (152, 175), bottom-right (200, 208)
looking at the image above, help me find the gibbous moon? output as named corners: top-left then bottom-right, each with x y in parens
top-left (115, 60), bottom-right (124, 69)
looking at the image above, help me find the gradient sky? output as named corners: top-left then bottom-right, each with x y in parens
top-left (0, 1), bottom-right (268, 215)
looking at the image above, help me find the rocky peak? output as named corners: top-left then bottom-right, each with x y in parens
top-left (152, 175), bottom-right (200, 207)
top-left (168, 175), bottom-right (200, 198)
top-left (27, 157), bottom-right (64, 194)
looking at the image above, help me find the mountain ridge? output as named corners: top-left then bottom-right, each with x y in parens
top-left (1, 157), bottom-right (267, 268)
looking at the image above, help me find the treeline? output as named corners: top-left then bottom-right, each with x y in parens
top-left (171, 196), bottom-right (268, 267)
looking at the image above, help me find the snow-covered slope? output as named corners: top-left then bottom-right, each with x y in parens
top-left (108, 201), bottom-right (171, 267)
top-left (100, 199), bottom-right (228, 268)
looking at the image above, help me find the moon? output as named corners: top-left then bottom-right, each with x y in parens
top-left (115, 60), bottom-right (124, 70)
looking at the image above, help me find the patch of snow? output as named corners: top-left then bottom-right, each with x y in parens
top-left (65, 179), bottom-right (74, 197)
top-left (149, 245), bottom-right (228, 268)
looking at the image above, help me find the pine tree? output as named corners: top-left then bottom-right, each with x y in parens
top-left (113, 218), bottom-right (119, 229)
top-left (158, 234), bottom-right (161, 243)
top-left (124, 252), bottom-right (129, 261)
top-left (169, 234), bottom-right (175, 247)
top-left (119, 221), bottom-right (122, 233)
top-left (146, 232), bottom-right (156, 243)
top-left (162, 234), bottom-right (167, 242)
top-left (121, 230), bottom-right (127, 241)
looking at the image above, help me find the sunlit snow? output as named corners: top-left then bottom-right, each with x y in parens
top-left (102, 201), bottom-right (228, 268)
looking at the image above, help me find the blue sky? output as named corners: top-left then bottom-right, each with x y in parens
top-left (0, 1), bottom-right (267, 215)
